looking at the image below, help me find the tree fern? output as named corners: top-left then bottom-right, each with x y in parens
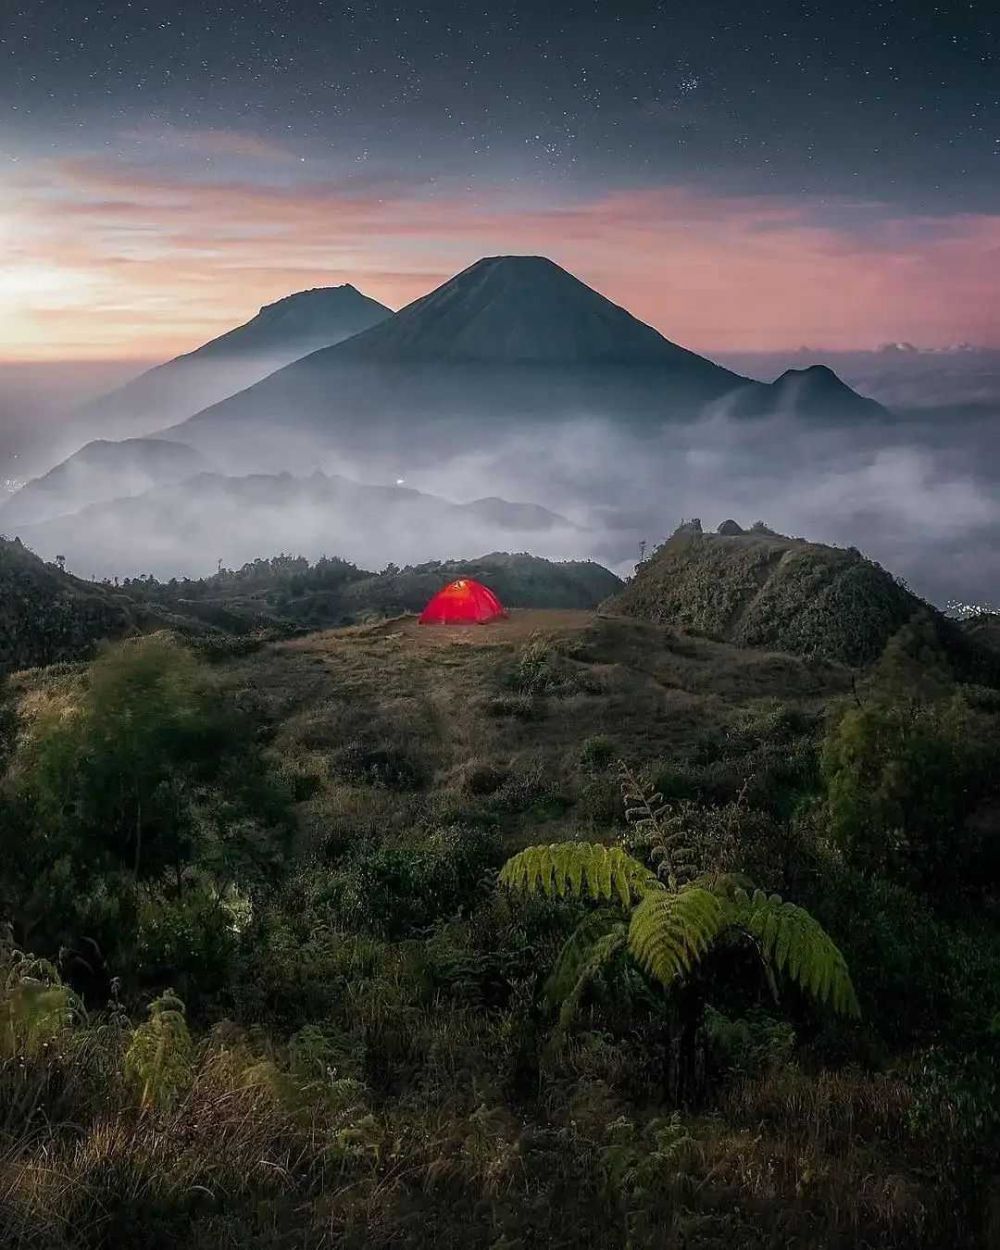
top-left (724, 886), bottom-right (860, 1017)
top-left (618, 760), bottom-right (671, 832)
top-left (627, 886), bottom-right (727, 987)
top-left (544, 909), bottom-right (628, 1004)
top-left (500, 832), bottom-right (859, 1049)
top-left (552, 923), bottom-right (629, 1040)
top-left (125, 989), bottom-right (194, 1110)
top-left (500, 842), bottom-right (661, 907)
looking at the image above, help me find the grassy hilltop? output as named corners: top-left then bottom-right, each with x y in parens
top-left (1, 533), bottom-right (999, 1248)
top-left (607, 520), bottom-right (921, 665)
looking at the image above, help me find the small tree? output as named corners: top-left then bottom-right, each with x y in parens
top-left (20, 636), bottom-right (222, 883)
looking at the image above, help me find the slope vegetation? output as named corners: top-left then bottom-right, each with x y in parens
top-left (0, 537), bottom-right (139, 672)
top-left (606, 522), bottom-right (924, 666)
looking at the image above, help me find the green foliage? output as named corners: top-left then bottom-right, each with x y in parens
top-left (703, 1005), bottom-right (796, 1077)
top-left (609, 526), bottom-right (921, 665)
top-left (5, 542), bottom-right (1000, 1248)
top-left (124, 989), bottom-right (194, 1109)
top-left (619, 761), bottom-right (700, 889)
top-left (579, 734), bottom-right (616, 772)
top-left (507, 636), bottom-right (567, 695)
top-left (16, 636), bottom-right (224, 881)
top-left (335, 824), bottom-right (503, 939)
top-left (0, 931), bottom-right (80, 1059)
top-left (499, 841), bottom-right (660, 907)
top-left (627, 886), bottom-right (727, 986)
top-left (500, 833), bottom-right (859, 1036)
top-left (134, 882), bottom-right (241, 1003)
top-left (0, 537), bottom-right (137, 673)
top-left (724, 884), bottom-right (860, 1016)
top-left (821, 685), bottom-right (999, 890)
top-left (1, 636), bottom-right (293, 966)
top-left (331, 733), bottom-right (429, 790)
top-left (543, 909), bottom-right (627, 1015)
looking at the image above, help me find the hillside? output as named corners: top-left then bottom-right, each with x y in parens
top-left (0, 540), bottom-right (623, 669)
top-left (0, 437), bottom-right (212, 528)
top-left (0, 537), bottom-right (140, 672)
top-left (3, 592), bottom-right (1000, 1246)
top-left (605, 521), bottom-right (927, 666)
top-left (960, 611), bottom-right (1000, 656)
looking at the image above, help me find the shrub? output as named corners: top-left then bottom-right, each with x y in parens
top-left (821, 690), bottom-right (1000, 893)
top-left (579, 734), bottom-right (616, 772)
top-left (334, 825), bottom-right (503, 939)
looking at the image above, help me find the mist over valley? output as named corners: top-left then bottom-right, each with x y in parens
top-left (3, 257), bottom-right (998, 607)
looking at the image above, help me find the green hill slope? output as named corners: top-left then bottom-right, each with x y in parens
top-left (605, 522), bottom-right (926, 666)
top-left (0, 537), bottom-right (140, 672)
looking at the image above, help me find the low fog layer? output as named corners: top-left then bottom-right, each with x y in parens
top-left (3, 402), bottom-right (998, 609)
top-left (4, 342), bottom-right (999, 607)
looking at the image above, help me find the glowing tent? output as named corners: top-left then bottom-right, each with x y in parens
top-left (419, 578), bottom-right (507, 625)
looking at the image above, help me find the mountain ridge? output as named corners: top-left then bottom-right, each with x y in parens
top-left (68, 283), bottom-right (394, 442)
top-left (1, 437), bottom-right (211, 528)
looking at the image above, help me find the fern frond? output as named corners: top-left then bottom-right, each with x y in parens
top-left (617, 761), bottom-right (670, 829)
top-left (627, 886), bottom-right (726, 988)
top-left (551, 923), bottom-right (629, 1040)
top-left (500, 843), bottom-right (660, 906)
top-left (725, 888), bottom-right (860, 1017)
top-left (617, 761), bottom-right (701, 889)
top-left (544, 909), bottom-right (626, 1005)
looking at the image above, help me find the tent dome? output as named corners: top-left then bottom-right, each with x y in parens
top-left (419, 578), bottom-right (507, 625)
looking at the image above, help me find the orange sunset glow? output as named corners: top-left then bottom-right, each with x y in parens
top-left (5, 149), bottom-right (998, 362)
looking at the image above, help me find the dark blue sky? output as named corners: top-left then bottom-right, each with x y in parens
top-left (5, 0), bottom-right (997, 210)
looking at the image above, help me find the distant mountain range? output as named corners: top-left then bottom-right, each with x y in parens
top-left (71, 284), bottom-right (393, 440)
top-left (1, 437), bottom-right (212, 527)
top-left (157, 255), bottom-right (889, 471)
top-left (3, 255), bottom-right (892, 578)
top-left (11, 470), bottom-right (578, 580)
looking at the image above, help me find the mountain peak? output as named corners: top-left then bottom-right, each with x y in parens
top-left (177, 284), bottom-right (392, 363)
top-left (764, 364), bottom-right (886, 418)
top-left (334, 254), bottom-right (723, 367)
top-left (257, 283), bottom-right (365, 315)
top-left (774, 364), bottom-right (846, 388)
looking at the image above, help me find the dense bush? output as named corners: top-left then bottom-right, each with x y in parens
top-left (822, 689), bottom-right (1000, 893)
top-left (0, 637), bottom-right (292, 989)
top-left (332, 824), bottom-right (504, 939)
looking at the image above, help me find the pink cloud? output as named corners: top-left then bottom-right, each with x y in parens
top-left (3, 154), bottom-right (998, 361)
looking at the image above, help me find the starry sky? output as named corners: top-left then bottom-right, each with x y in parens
top-left (2, 0), bottom-right (997, 360)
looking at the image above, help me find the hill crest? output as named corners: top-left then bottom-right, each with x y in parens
top-left (605, 521), bottom-right (923, 666)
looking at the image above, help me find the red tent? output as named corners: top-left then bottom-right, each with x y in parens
top-left (419, 578), bottom-right (507, 625)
